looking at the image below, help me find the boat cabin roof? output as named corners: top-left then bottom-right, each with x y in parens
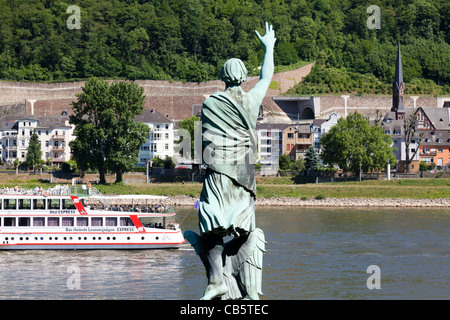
top-left (0, 194), bottom-right (175, 217)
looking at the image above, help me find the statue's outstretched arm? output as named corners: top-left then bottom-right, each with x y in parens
top-left (249, 22), bottom-right (276, 104)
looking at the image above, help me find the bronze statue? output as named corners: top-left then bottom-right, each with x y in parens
top-left (185, 22), bottom-right (276, 300)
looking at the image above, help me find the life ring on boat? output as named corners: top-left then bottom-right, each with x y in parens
top-left (43, 191), bottom-right (50, 197)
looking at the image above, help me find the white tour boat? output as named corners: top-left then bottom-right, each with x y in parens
top-left (0, 186), bottom-right (185, 250)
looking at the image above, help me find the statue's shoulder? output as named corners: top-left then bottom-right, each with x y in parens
top-left (203, 91), bottom-right (225, 104)
top-left (204, 90), bottom-right (240, 106)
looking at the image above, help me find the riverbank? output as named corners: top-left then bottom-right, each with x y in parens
top-left (0, 174), bottom-right (448, 207)
top-left (132, 195), bottom-right (450, 208)
top-left (255, 196), bottom-right (450, 207)
top-left (93, 179), bottom-right (450, 200)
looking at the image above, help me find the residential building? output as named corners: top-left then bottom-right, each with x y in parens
top-left (0, 116), bottom-right (74, 164)
top-left (282, 124), bottom-right (313, 161)
top-left (415, 107), bottom-right (450, 168)
top-left (382, 111), bottom-right (420, 172)
top-left (135, 109), bottom-right (174, 166)
top-left (311, 119), bottom-right (326, 152)
top-left (256, 123), bottom-right (287, 168)
top-left (415, 107), bottom-right (450, 132)
top-left (420, 131), bottom-right (450, 168)
top-left (311, 113), bottom-right (339, 152)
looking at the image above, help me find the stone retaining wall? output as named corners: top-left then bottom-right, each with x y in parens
top-left (255, 196), bottom-right (450, 207)
top-left (97, 195), bottom-right (450, 208)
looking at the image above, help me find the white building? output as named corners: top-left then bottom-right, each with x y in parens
top-left (256, 123), bottom-right (288, 169)
top-left (311, 113), bottom-right (339, 152)
top-left (0, 116), bottom-right (75, 165)
top-left (135, 109), bottom-right (174, 166)
top-left (382, 111), bottom-right (420, 170)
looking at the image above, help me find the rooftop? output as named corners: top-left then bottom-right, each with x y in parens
top-left (134, 109), bottom-right (173, 124)
top-left (418, 107), bottom-right (450, 130)
top-left (0, 115), bottom-right (70, 131)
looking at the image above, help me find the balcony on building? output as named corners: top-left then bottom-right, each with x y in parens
top-left (51, 155), bottom-right (65, 163)
top-left (52, 145), bottom-right (66, 152)
top-left (420, 151), bottom-right (437, 156)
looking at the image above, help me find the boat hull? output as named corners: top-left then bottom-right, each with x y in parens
top-left (0, 232), bottom-right (185, 250)
top-left (0, 243), bottom-right (185, 250)
top-left (0, 190), bottom-right (186, 250)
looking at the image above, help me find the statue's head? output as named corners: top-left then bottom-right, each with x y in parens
top-left (220, 58), bottom-right (248, 86)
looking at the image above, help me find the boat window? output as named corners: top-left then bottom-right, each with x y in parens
top-left (4, 217), bottom-right (16, 226)
top-left (18, 217), bottom-right (31, 226)
top-left (140, 217), bottom-right (165, 229)
top-left (33, 217), bottom-right (45, 227)
top-left (91, 217), bottom-right (103, 226)
top-left (48, 217), bottom-right (60, 226)
top-left (33, 199), bottom-right (46, 210)
top-left (18, 199), bottom-right (32, 210)
top-left (62, 199), bottom-right (76, 210)
top-left (105, 217), bottom-right (117, 226)
top-left (120, 217), bottom-right (134, 226)
top-left (4, 199), bottom-right (16, 210)
top-left (48, 199), bottom-right (60, 210)
top-left (77, 217), bottom-right (88, 226)
top-left (62, 217), bottom-right (74, 226)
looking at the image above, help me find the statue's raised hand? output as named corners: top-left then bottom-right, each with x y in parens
top-left (255, 22), bottom-right (276, 50)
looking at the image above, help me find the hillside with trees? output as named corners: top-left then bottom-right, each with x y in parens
top-left (0, 0), bottom-right (448, 94)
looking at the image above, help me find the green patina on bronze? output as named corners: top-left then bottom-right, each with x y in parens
top-left (185, 22), bottom-right (276, 300)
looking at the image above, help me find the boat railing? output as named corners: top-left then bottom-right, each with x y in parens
top-left (0, 185), bottom-right (173, 214)
top-left (88, 187), bottom-right (111, 207)
top-left (0, 185), bottom-right (106, 199)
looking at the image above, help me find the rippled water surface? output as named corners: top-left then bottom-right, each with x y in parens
top-left (0, 207), bottom-right (448, 299)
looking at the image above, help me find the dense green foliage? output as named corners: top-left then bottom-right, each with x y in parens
top-left (278, 154), bottom-right (291, 170)
top-left (320, 112), bottom-right (397, 175)
top-left (0, 0), bottom-right (448, 91)
top-left (288, 64), bottom-right (450, 95)
top-left (151, 155), bottom-right (176, 168)
top-left (278, 154), bottom-right (305, 171)
top-left (177, 115), bottom-right (200, 159)
top-left (69, 78), bottom-right (150, 183)
top-left (304, 145), bottom-right (320, 170)
top-left (25, 132), bottom-right (42, 171)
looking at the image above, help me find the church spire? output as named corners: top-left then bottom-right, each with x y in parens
top-left (392, 41), bottom-right (405, 119)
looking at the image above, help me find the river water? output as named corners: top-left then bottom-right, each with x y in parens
top-left (0, 207), bottom-right (448, 300)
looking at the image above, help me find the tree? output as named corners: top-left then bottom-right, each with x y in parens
top-left (163, 156), bottom-right (175, 169)
top-left (275, 42), bottom-right (298, 65)
top-left (25, 131), bottom-right (42, 173)
top-left (69, 78), bottom-right (150, 184)
top-left (0, 0), bottom-right (448, 91)
top-left (13, 159), bottom-right (20, 175)
top-left (304, 145), bottom-right (320, 171)
top-left (320, 112), bottom-right (397, 176)
top-left (177, 115), bottom-right (200, 160)
top-left (151, 156), bottom-right (164, 168)
top-left (278, 154), bottom-right (291, 170)
top-left (403, 111), bottom-right (424, 173)
top-left (151, 155), bottom-right (175, 169)
top-left (290, 158), bottom-right (305, 172)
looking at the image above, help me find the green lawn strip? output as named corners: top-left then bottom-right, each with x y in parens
top-left (256, 184), bottom-right (449, 199)
top-left (94, 180), bottom-right (449, 200)
top-left (1, 177), bottom-right (449, 200)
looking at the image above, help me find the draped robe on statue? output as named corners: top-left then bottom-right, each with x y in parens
top-left (198, 88), bottom-right (261, 238)
top-left (185, 24), bottom-right (275, 301)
